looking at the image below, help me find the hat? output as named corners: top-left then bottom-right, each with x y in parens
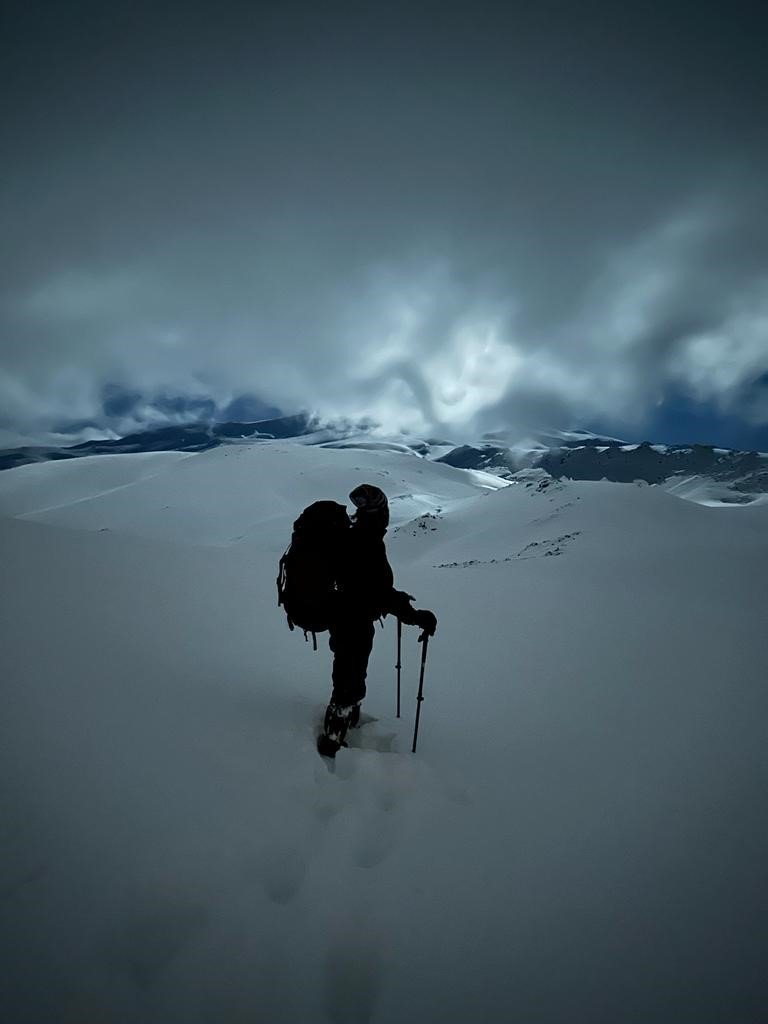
top-left (349, 484), bottom-right (389, 528)
top-left (349, 483), bottom-right (388, 513)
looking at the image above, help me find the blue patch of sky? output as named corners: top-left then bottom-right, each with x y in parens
top-left (590, 386), bottom-right (768, 452)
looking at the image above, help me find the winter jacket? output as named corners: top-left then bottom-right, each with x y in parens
top-left (335, 524), bottom-right (414, 622)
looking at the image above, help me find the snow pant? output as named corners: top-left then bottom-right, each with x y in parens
top-left (328, 616), bottom-right (376, 708)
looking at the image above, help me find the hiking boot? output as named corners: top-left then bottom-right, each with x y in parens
top-left (317, 732), bottom-right (342, 758)
top-left (322, 702), bottom-right (358, 747)
top-left (348, 703), bottom-right (362, 729)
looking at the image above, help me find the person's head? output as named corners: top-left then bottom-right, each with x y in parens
top-left (349, 483), bottom-right (389, 533)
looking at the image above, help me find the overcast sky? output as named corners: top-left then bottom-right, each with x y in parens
top-left (2, 0), bottom-right (767, 448)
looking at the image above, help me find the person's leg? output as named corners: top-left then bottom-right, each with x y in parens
top-left (329, 617), bottom-right (375, 706)
top-left (321, 617), bottom-right (375, 748)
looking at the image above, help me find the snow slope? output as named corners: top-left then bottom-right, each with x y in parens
top-left (0, 442), bottom-right (505, 546)
top-left (1, 443), bottom-right (767, 1024)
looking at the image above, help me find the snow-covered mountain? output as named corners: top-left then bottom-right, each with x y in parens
top-left (0, 413), bottom-right (320, 471)
top-left (3, 414), bottom-right (766, 506)
top-left (1, 438), bottom-right (766, 1023)
top-left (438, 436), bottom-right (768, 505)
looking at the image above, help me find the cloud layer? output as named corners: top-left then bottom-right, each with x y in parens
top-left (2, 1), bottom-right (767, 445)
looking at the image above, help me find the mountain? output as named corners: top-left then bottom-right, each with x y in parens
top-left (0, 413), bottom-right (320, 471)
top-left (436, 435), bottom-right (768, 505)
top-left (1, 439), bottom-right (766, 1022)
top-left (2, 415), bottom-right (767, 505)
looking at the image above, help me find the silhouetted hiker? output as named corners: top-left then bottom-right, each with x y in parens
top-left (277, 483), bottom-right (437, 757)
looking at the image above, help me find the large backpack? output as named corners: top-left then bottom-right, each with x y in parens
top-left (276, 500), bottom-right (350, 647)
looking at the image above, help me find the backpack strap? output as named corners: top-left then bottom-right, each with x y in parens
top-left (276, 552), bottom-right (295, 631)
top-left (303, 629), bottom-right (318, 651)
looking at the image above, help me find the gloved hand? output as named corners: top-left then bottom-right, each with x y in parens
top-left (390, 592), bottom-right (437, 639)
top-left (412, 608), bottom-right (437, 641)
top-left (390, 590), bottom-right (416, 620)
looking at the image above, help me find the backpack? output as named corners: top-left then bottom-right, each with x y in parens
top-left (276, 500), bottom-right (351, 647)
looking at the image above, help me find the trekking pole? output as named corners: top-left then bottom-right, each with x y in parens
top-left (396, 618), bottom-right (402, 718)
top-left (411, 635), bottom-right (430, 753)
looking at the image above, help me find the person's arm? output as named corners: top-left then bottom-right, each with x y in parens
top-left (386, 588), bottom-right (437, 638)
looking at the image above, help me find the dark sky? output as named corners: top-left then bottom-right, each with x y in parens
top-left (2, 0), bottom-right (768, 447)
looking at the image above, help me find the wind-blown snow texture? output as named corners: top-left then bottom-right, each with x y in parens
top-left (1, 441), bottom-right (766, 1023)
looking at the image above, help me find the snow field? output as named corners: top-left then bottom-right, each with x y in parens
top-left (1, 441), bottom-right (767, 1023)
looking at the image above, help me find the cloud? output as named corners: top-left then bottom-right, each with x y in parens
top-left (667, 297), bottom-right (768, 410)
top-left (2, 195), bottom-right (768, 446)
top-left (1, 1), bottom-right (767, 446)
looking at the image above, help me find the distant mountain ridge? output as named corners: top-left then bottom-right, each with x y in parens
top-left (0, 414), bottom-right (319, 472)
top-left (437, 439), bottom-right (768, 504)
top-left (1, 415), bottom-right (766, 504)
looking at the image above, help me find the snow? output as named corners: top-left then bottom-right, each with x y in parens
top-left (422, 444), bottom-right (458, 462)
top-left (662, 474), bottom-right (768, 507)
top-left (0, 451), bottom-right (194, 518)
top-left (319, 440), bottom-right (421, 456)
top-left (0, 443), bottom-right (489, 546)
top-left (2, 442), bottom-right (767, 1023)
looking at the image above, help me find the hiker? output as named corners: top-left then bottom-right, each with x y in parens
top-left (319, 484), bottom-right (437, 755)
top-left (277, 483), bottom-right (437, 757)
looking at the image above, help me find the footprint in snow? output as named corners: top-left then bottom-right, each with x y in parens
top-left (315, 796), bottom-right (344, 824)
top-left (345, 728), bottom-right (398, 754)
top-left (354, 816), bottom-right (397, 869)
top-left (323, 907), bottom-right (384, 1024)
top-left (311, 718), bottom-right (415, 871)
top-left (109, 902), bottom-right (208, 989)
top-left (351, 757), bottom-right (414, 869)
top-left (259, 844), bottom-right (308, 905)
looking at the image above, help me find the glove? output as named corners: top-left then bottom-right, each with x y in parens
top-left (412, 608), bottom-right (437, 641)
top-left (389, 592), bottom-right (437, 639)
top-left (390, 589), bottom-right (416, 620)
